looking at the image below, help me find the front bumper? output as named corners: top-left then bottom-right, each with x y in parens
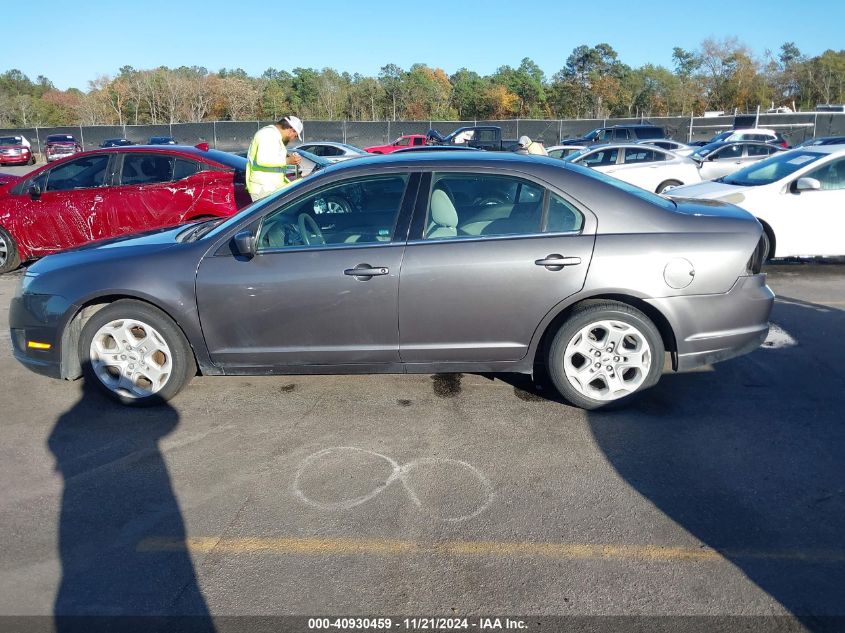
top-left (9, 291), bottom-right (74, 380)
top-left (646, 274), bottom-right (774, 371)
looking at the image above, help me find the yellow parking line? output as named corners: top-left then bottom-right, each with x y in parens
top-left (137, 536), bottom-right (845, 564)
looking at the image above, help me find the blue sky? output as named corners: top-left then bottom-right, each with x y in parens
top-left (6, 0), bottom-right (844, 90)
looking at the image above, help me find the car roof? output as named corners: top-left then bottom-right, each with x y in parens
top-left (44, 145), bottom-right (245, 166)
top-left (695, 140), bottom-right (780, 150)
top-left (731, 128), bottom-right (776, 134)
top-left (582, 143), bottom-right (673, 151)
top-left (314, 150), bottom-right (570, 172)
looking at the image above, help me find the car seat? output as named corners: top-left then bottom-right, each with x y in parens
top-left (426, 188), bottom-right (459, 238)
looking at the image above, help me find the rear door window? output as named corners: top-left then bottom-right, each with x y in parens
top-left (120, 153), bottom-right (175, 185)
top-left (623, 148), bottom-right (665, 164)
top-left (173, 158), bottom-right (201, 180)
top-left (746, 145), bottom-right (776, 157)
top-left (424, 173), bottom-right (545, 239)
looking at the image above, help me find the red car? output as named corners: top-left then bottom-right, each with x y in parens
top-left (44, 134), bottom-right (83, 162)
top-left (0, 145), bottom-right (251, 273)
top-left (364, 134), bottom-right (428, 154)
top-left (0, 136), bottom-right (35, 165)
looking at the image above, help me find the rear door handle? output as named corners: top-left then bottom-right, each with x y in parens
top-left (344, 264), bottom-right (389, 279)
top-left (535, 255), bottom-right (582, 270)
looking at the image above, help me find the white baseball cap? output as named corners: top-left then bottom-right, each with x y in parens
top-left (518, 135), bottom-right (531, 147)
top-left (283, 115), bottom-right (304, 139)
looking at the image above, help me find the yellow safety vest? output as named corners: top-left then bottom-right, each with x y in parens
top-left (246, 125), bottom-right (291, 199)
top-left (526, 141), bottom-right (548, 156)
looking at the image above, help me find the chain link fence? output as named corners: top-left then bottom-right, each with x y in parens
top-left (1, 114), bottom-right (842, 159)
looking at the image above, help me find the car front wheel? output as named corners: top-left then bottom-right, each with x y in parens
top-left (0, 226), bottom-right (21, 274)
top-left (547, 301), bottom-right (665, 409)
top-left (79, 300), bottom-right (196, 406)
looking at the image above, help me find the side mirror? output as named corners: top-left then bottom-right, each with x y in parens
top-left (233, 229), bottom-right (256, 258)
top-left (28, 184), bottom-right (41, 199)
top-left (795, 177), bottom-right (821, 192)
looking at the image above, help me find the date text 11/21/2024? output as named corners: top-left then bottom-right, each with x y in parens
top-left (307, 617), bottom-right (528, 630)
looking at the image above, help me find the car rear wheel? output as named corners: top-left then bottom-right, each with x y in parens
top-left (547, 301), bottom-right (665, 409)
top-left (760, 225), bottom-right (775, 260)
top-left (656, 179), bottom-right (682, 194)
top-left (0, 226), bottom-right (21, 274)
top-left (79, 300), bottom-right (196, 406)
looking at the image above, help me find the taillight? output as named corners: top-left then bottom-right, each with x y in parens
top-left (746, 235), bottom-right (767, 274)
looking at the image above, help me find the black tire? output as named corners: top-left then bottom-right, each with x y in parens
top-left (0, 226), bottom-right (21, 274)
top-left (79, 299), bottom-right (196, 407)
top-left (656, 179), bottom-right (682, 194)
top-left (547, 301), bottom-right (665, 410)
top-left (760, 225), bottom-right (775, 261)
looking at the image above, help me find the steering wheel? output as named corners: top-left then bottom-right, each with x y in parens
top-left (476, 196), bottom-right (506, 206)
top-left (298, 213), bottom-right (325, 245)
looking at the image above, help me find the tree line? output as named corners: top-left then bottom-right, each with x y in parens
top-left (1, 38), bottom-right (843, 128)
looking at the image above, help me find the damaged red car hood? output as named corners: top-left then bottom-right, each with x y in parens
top-left (0, 173), bottom-right (21, 186)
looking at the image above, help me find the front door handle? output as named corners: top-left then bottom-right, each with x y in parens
top-left (344, 264), bottom-right (389, 279)
top-left (535, 255), bottom-right (582, 271)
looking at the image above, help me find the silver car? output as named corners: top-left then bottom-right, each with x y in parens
top-left (293, 141), bottom-right (368, 163)
top-left (10, 153), bottom-right (773, 409)
top-left (691, 141), bottom-right (783, 180)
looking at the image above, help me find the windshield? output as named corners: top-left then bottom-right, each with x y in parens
top-left (581, 128), bottom-right (601, 140)
top-left (691, 145), bottom-right (718, 159)
top-left (710, 132), bottom-right (731, 143)
top-left (721, 150), bottom-right (826, 186)
top-left (0, 137), bottom-right (22, 145)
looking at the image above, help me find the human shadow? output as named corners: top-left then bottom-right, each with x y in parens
top-left (584, 296), bottom-right (845, 630)
top-left (48, 380), bottom-right (215, 633)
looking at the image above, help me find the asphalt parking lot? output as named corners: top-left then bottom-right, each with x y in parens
top-left (0, 260), bottom-right (844, 631)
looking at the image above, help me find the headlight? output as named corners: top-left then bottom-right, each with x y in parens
top-left (16, 271), bottom-right (39, 297)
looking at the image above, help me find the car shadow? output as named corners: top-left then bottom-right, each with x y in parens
top-left (594, 296), bottom-right (845, 629)
top-left (48, 380), bottom-right (215, 632)
top-left (501, 297), bottom-right (845, 628)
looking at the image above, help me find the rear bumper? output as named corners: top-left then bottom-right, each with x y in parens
top-left (646, 274), bottom-right (774, 371)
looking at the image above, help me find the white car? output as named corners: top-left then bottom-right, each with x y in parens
top-left (667, 146), bottom-right (845, 258)
top-left (293, 141), bottom-right (368, 163)
top-left (565, 143), bottom-right (702, 193)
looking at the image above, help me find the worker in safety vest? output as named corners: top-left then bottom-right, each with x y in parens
top-left (516, 135), bottom-right (548, 156)
top-left (245, 115), bottom-right (304, 201)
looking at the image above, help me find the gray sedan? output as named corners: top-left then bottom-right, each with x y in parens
top-left (10, 153), bottom-right (773, 409)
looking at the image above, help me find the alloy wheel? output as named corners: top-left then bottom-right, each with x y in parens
top-left (89, 318), bottom-right (173, 399)
top-left (563, 319), bottom-right (652, 401)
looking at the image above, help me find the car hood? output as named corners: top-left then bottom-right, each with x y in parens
top-left (26, 224), bottom-right (190, 276)
top-left (0, 173), bottom-right (21, 187)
